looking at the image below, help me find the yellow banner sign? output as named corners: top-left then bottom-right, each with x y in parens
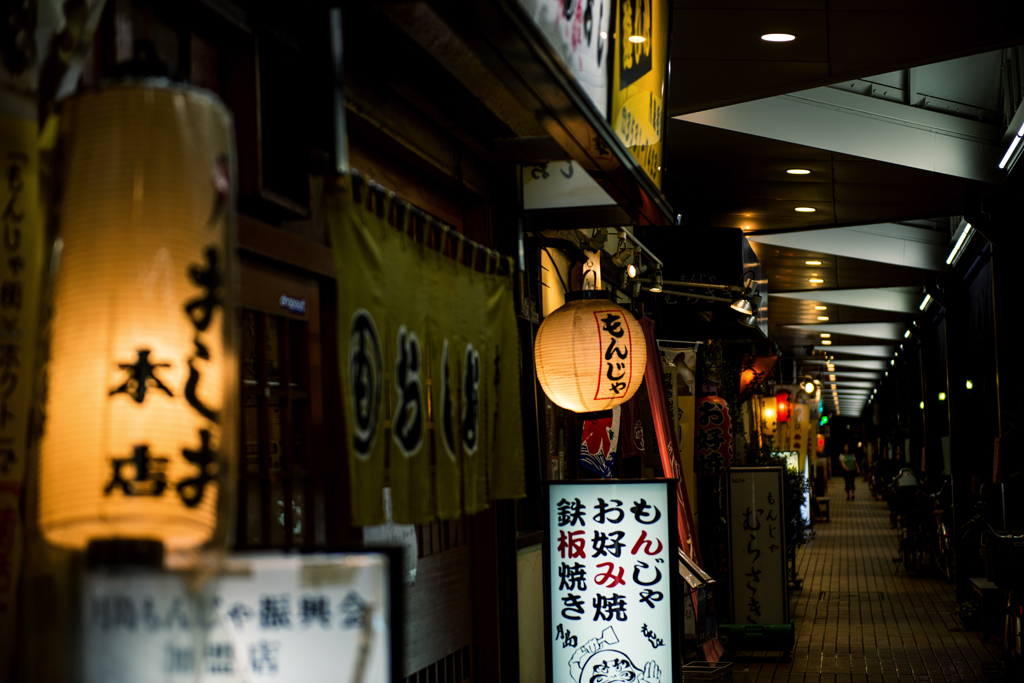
top-left (611, 0), bottom-right (669, 188)
top-left (329, 178), bottom-right (525, 525)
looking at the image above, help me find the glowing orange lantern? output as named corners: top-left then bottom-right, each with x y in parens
top-left (776, 390), bottom-right (791, 423)
top-left (534, 291), bottom-right (646, 413)
top-left (38, 82), bottom-right (238, 552)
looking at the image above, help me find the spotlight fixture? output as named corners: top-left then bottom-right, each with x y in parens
top-left (802, 379), bottom-right (815, 394)
top-left (814, 305), bottom-right (827, 311)
top-left (588, 227), bottom-right (610, 251)
top-left (649, 268), bottom-right (663, 293)
top-left (761, 33), bottom-right (796, 42)
top-left (966, 379), bottom-right (974, 390)
top-left (612, 241), bottom-right (635, 268)
top-left (731, 297), bottom-right (754, 315)
top-left (938, 392), bottom-right (946, 401)
top-left (627, 263), bottom-right (638, 278)
top-left (805, 260), bottom-right (822, 265)
top-left (919, 401), bottom-right (924, 409)
top-left (809, 278), bottom-right (824, 284)
top-left (787, 169), bottom-right (811, 175)
top-left (794, 207), bottom-right (816, 213)
top-left (739, 312), bottom-right (758, 328)
top-left (822, 340), bottom-right (832, 345)
top-left (817, 316), bottom-right (829, 321)
top-left (820, 333), bottom-right (830, 338)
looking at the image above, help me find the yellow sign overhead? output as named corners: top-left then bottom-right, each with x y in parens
top-left (612, 0), bottom-right (669, 188)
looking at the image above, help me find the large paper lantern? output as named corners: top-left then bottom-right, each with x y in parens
top-left (38, 81), bottom-right (238, 551)
top-left (775, 390), bottom-right (791, 423)
top-left (534, 291), bottom-right (646, 412)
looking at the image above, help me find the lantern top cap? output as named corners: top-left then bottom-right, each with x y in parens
top-left (565, 290), bottom-right (612, 302)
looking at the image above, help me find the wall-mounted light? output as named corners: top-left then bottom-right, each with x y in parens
top-left (946, 223), bottom-right (973, 266)
top-left (966, 379), bottom-right (974, 390)
top-left (938, 392), bottom-right (947, 401)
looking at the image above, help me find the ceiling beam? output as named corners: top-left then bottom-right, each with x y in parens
top-left (770, 287), bottom-right (923, 314)
top-left (750, 224), bottom-right (949, 271)
top-left (676, 85), bottom-right (1004, 183)
top-left (784, 323), bottom-right (905, 340)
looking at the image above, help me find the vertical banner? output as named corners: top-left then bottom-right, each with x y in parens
top-left (328, 179), bottom-right (525, 525)
top-left (611, 0), bottom-right (670, 187)
top-left (545, 481), bottom-right (679, 683)
top-left (579, 407), bottom-right (620, 478)
top-left (0, 113), bottom-right (43, 673)
top-left (694, 397), bottom-right (732, 477)
top-left (727, 467), bottom-right (788, 626)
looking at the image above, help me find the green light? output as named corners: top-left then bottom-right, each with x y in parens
top-left (919, 401), bottom-right (924, 409)
top-left (819, 415), bottom-right (829, 426)
top-left (966, 379), bottom-right (974, 390)
top-left (938, 392), bottom-right (947, 401)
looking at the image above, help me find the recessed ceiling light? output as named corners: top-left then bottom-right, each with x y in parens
top-left (787, 168), bottom-right (811, 175)
top-left (805, 260), bottom-right (822, 265)
top-left (814, 305), bottom-right (827, 310)
top-left (809, 278), bottom-right (824, 284)
top-left (628, 35), bottom-right (646, 43)
top-left (761, 33), bottom-right (796, 42)
top-left (822, 340), bottom-right (832, 345)
top-left (795, 207), bottom-right (816, 213)
top-left (817, 316), bottom-right (829, 321)
top-left (820, 333), bottom-right (831, 338)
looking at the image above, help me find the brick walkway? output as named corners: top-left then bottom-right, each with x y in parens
top-left (727, 475), bottom-right (1004, 682)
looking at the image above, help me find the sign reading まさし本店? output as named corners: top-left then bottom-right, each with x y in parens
top-left (545, 481), bottom-right (679, 683)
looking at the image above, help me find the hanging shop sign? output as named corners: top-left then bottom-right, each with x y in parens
top-left (694, 397), bottom-right (731, 477)
top-left (726, 467), bottom-right (789, 626)
top-left (329, 177), bottom-right (525, 526)
top-left (518, 0), bottom-right (611, 117)
top-left (38, 82), bottom-right (238, 552)
top-left (0, 108), bottom-right (44, 672)
top-left (535, 291), bottom-right (647, 413)
top-left (81, 551), bottom-right (399, 683)
top-left (611, 0), bottom-right (670, 187)
top-left (545, 480), bottom-right (680, 683)
top-left (738, 355), bottom-right (778, 403)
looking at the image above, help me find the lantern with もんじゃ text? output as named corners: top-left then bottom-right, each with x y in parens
top-left (534, 291), bottom-right (646, 413)
top-left (37, 81), bottom-right (238, 552)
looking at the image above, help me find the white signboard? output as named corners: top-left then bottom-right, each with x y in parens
top-left (518, 0), bottom-right (611, 116)
top-left (82, 552), bottom-right (396, 683)
top-left (546, 481), bottom-right (678, 683)
top-left (727, 467), bottom-right (788, 626)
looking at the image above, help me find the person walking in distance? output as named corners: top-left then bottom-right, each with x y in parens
top-left (840, 443), bottom-right (860, 500)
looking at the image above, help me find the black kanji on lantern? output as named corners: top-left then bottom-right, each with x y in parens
top-left (177, 429), bottom-right (218, 507)
top-left (109, 349), bottom-right (173, 403)
top-left (104, 445), bottom-right (168, 496)
top-left (185, 247), bottom-right (223, 332)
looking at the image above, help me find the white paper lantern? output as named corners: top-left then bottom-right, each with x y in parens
top-left (38, 81), bottom-right (238, 551)
top-left (534, 291), bottom-right (646, 412)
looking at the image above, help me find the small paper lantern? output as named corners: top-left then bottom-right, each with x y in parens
top-left (534, 291), bottom-right (646, 413)
top-left (775, 390), bottom-right (791, 423)
top-left (38, 82), bottom-right (238, 551)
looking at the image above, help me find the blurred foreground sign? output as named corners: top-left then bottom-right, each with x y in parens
top-left (82, 551), bottom-right (399, 683)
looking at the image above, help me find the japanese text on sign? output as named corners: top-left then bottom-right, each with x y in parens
top-left (548, 482), bottom-right (674, 683)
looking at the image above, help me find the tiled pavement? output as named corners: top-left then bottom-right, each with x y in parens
top-left (726, 475), bottom-right (1005, 682)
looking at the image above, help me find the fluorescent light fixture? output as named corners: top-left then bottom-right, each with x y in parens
top-left (890, 359), bottom-right (895, 366)
top-left (794, 207), bottom-right (816, 213)
top-left (820, 333), bottom-right (831, 338)
top-left (809, 278), bottom-right (824, 284)
top-left (814, 305), bottom-right (827, 310)
top-left (817, 316), bottom-right (829, 321)
top-left (787, 169), bottom-right (811, 175)
top-left (762, 33), bottom-right (796, 42)
top-left (829, 375), bottom-right (836, 380)
top-left (919, 294), bottom-right (932, 311)
top-left (938, 392), bottom-right (946, 401)
top-left (999, 132), bottom-right (1023, 169)
top-left (805, 260), bottom-right (822, 265)
top-left (822, 340), bottom-right (832, 345)
top-left (628, 35), bottom-right (646, 43)
top-left (946, 224), bottom-right (973, 266)
top-left (904, 330), bottom-right (911, 338)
